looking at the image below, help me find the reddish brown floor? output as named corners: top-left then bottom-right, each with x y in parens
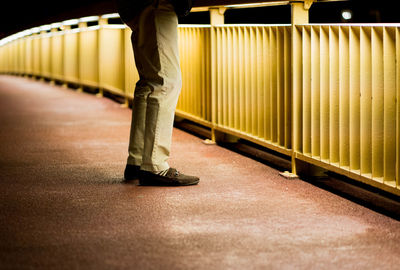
top-left (0, 75), bottom-right (399, 269)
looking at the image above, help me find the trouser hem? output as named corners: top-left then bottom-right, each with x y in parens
top-left (140, 162), bottom-right (170, 172)
top-left (127, 158), bottom-right (142, 167)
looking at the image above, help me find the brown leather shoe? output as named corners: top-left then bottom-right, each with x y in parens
top-left (124, 164), bottom-right (141, 181)
top-left (139, 168), bottom-right (199, 186)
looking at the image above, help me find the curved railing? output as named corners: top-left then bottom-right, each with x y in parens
top-left (1, 11), bottom-right (400, 197)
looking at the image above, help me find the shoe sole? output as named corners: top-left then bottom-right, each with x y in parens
top-left (124, 175), bottom-right (139, 181)
top-left (139, 178), bottom-right (199, 186)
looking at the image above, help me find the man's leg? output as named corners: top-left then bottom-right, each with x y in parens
top-left (126, 0), bottom-right (199, 185)
top-left (140, 0), bottom-right (181, 173)
top-left (125, 10), bottom-right (154, 177)
top-left (126, 0), bottom-right (178, 170)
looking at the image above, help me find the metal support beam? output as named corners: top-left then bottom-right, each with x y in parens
top-left (289, 1), bottom-right (310, 177)
top-left (291, 2), bottom-right (310, 25)
top-left (209, 8), bottom-right (226, 26)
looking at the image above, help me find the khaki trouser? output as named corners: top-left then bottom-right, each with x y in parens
top-left (126, 0), bottom-right (181, 172)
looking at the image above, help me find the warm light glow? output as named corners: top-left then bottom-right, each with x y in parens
top-left (101, 13), bottom-right (120, 19)
top-left (21, 30), bottom-right (32, 36)
top-left (51, 23), bottom-right (62, 28)
top-left (101, 25), bottom-right (126, 29)
top-left (39, 25), bottom-right (51, 32)
top-left (30, 27), bottom-right (40, 34)
top-left (86, 25), bottom-right (101, 31)
top-left (63, 19), bottom-right (79, 26)
top-left (80, 16), bottom-right (99, 23)
top-left (341, 10), bottom-right (352, 20)
top-left (13, 32), bottom-right (25, 39)
top-left (178, 25), bottom-right (211, 28)
top-left (225, 1), bottom-right (290, 8)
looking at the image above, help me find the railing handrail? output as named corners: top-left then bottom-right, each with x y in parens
top-left (193, 0), bottom-right (344, 8)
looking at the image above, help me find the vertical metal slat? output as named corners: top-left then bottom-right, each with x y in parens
top-left (371, 27), bottom-right (384, 181)
top-left (311, 26), bottom-right (320, 158)
top-left (349, 26), bottom-right (361, 172)
top-left (320, 26), bottom-right (330, 162)
top-left (383, 27), bottom-right (396, 184)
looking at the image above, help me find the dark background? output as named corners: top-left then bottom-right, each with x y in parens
top-left (0, 0), bottom-right (397, 39)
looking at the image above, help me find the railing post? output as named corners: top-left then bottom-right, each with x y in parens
top-left (61, 23), bottom-right (71, 88)
top-left (291, 2), bottom-right (310, 25)
top-left (210, 7), bottom-right (226, 143)
top-left (76, 21), bottom-right (88, 93)
top-left (31, 29), bottom-right (40, 80)
top-left (39, 29), bottom-right (47, 81)
top-left (284, 0), bottom-right (327, 179)
top-left (210, 8), bottom-right (226, 26)
top-left (96, 15), bottom-right (111, 98)
top-left (49, 26), bottom-right (59, 85)
top-left (282, 1), bottom-right (311, 178)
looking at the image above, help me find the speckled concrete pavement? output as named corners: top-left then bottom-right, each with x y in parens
top-left (0, 75), bottom-right (399, 270)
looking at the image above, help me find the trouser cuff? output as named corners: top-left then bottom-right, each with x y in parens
top-left (140, 162), bottom-right (170, 173)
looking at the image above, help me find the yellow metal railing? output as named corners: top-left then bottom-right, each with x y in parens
top-left (32, 35), bottom-right (41, 77)
top-left (63, 28), bottom-right (80, 84)
top-left (79, 25), bottom-right (100, 88)
top-left (123, 27), bottom-right (139, 100)
top-left (40, 33), bottom-right (51, 78)
top-left (177, 25), bottom-right (212, 126)
top-left (212, 25), bottom-right (292, 155)
top-left (1, 13), bottom-right (400, 196)
top-left (293, 24), bottom-right (400, 194)
top-left (98, 24), bottom-right (126, 96)
top-left (50, 29), bottom-right (64, 82)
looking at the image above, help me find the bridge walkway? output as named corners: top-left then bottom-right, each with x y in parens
top-left (0, 75), bottom-right (399, 269)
